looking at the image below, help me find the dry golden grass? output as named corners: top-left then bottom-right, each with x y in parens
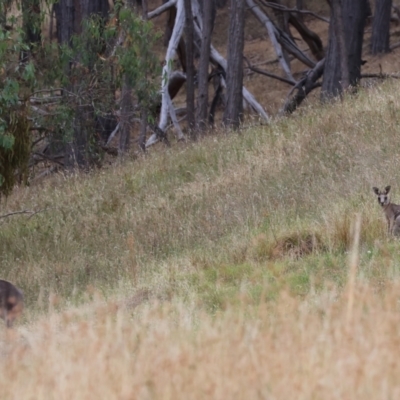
top-left (1, 280), bottom-right (400, 399)
top-left (2, 81), bottom-right (400, 396)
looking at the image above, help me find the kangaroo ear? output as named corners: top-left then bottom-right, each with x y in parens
top-left (373, 187), bottom-right (380, 195)
top-left (385, 186), bottom-right (391, 194)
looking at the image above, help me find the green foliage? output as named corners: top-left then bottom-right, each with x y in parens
top-left (0, 26), bottom-right (33, 197)
top-left (115, 5), bottom-right (161, 108)
top-left (30, 8), bottom-right (161, 169)
top-left (0, 2), bottom-right (161, 194)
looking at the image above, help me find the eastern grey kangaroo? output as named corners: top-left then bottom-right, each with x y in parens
top-left (0, 280), bottom-right (24, 328)
top-left (373, 186), bottom-right (400, 236)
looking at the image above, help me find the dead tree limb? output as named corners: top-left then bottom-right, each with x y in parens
top-left (244, 56), bottom-right (296, 85)
top-left (0, 210), bottom-right (35, 219)
top-left (209, 68), bottom-right (224, 126)
top-left (146, 0), bottom-right (185, 148)
top-left (106, 122), bottom-right (120, 146)
top-left (32, 152), bottom-right (65, 166)
top-left (189, 0), bottom-right (269, 122)
top-left (146, 124), bottom-right (171, 147)
top-left (261, 1), bottom-right (330, 23)
top-left (274, 25), bottom-right (316, 68)
top-left (208, 43), bottom-right (269, 121)
top-left (147, 0), bottom-right (177, 19)
top-left (288, 14), bottom-right (324, 60)
top-left (0, 208), bottom-right (48, 219)
top-left (361, 73), bottom-right (400, 79)
top-left (246, 0), bottom-right (294, 81)
top-left (281, 58), bottom-right (325, 115)
top-left (248, 0), bottom-right (316, 70)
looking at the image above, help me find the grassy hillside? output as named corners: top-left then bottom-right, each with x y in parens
top-left (2, 81), bottom-right (400, 397)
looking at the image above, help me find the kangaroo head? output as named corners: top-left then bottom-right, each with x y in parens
top-left (373, 186), bottom-right (391, 207)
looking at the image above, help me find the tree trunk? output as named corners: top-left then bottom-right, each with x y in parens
top-left (184, 0), bottom-right (195, 137)
top-left (321, 0), bottom-right (367, 100)
top-left (296, 0), bottom-right (303, 21)
top-left (119, 76), bottom-right (133, 155)
top-left (139, 0), bottom-right (149, 151)
top-left (55, 0), bottom-right (110, 167)
top-left (196, 0), bottom-right (215, 131)
top-left (289, 13), bottom-right (324, 60)
top-left (223, 0), bottom-right (245, 129)
top-left (54, 0), bottom-right (75, 46)
top-left (371, 0), bottom-right (392, 54)
top-left (270, 0), bottom-right (292, 67)
top-left (343, 0), bottom-right (367, 86)
top-left (21, 0), bottom-right (42, 58)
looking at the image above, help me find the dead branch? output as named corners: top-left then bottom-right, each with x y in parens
top-left (150, 0), bottom-right (185, 148)
top-left (244, 56), bottom-right (296, 85)
top-left (210, 44), bottom-right (269, 121)
top-left (0, 210), bottom-right (34, 219)
top-left (390, 41), bottom-right (400, 51)
top-left (145, 124), bottom-right (171, 148)
top-left (0, 209), bottom-right (47, 219)
top-left (209, 67), bottom-right (225, 126)
top-left (393, 5), bottom-right (400, 22)
top-left (148, 0), bottom-right (177, 19)
top-left (32, 152), bottom-right (65, 166)
top-left (274, 25), bottom-right (316, 68)
top-left (248, 0), bottom-right (316, 70)
top-left (261, 1), bottom-right (330, 23)
top-left (246, 0), bottom-right (293, 81)
top-left (30, 96), bottom-right (62, 104)
top-left (106, 122), bottom-right (120, 146)
top-left (288, 13), bottom-right (324, 60)
top-left (281, 58), bottom-right (325, 115)
top-left (166, 91), bottom-right (185, 141)
top-left (101, 145), bottom-right (119, 156)
top-left (361, 73), bottom-right (400, 79)
top-left (32, 166), bottom-right (59, 182)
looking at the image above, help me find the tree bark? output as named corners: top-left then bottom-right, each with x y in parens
top-left (223, 0), bottom-right (245, 129)
top-left (246, 0), bottom-right (294, 81)
top-left (184, 0), bottom-right (196, 137)
top-left (288, 13), bottom-right (324, 60)
top-left (21, 0), bottom-right (42, 58)
top-left (119, 76), bottom-right (133, 155)
top-left (54, 0), bottom-right (110, 167)
top-left (139, 0), bottom-right (149, 151)
top-left (296, 0), bottom-right (303, 21)
top-left (371, 0), bottom-right (392, 54)
top-left (208, 44), bottom-right (269, 121)
top-left (282, 58), bottom-right (325, 114)
top-left (157, 0), bottom-right (185, 139)
top-left (332, 0), bottom-right (349, 89)
top-left (54, 0), bottom-right (75, 46)
top-left (270, 0), bottom-right (291, 67)
top-left (321, 0), bottom-right (367, 100)
top-left (196, 0), bottom-right (215, 131)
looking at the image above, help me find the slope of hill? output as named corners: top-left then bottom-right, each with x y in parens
top-left (1, 80), bottom-right (400, 397)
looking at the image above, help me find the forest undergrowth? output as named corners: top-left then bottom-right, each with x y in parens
top-left (1, 81), bottom-right (400, 398)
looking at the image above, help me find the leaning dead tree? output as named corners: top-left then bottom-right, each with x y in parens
top-left (145, 0), bottom-right (269, 147)
top-left (143, 0), bottom-right (393, 147)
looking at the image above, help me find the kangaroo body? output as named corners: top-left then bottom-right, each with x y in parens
top-left (373, 186), bottom-right (400, 236)
top-left (0, 280), bottom-right (24, 328)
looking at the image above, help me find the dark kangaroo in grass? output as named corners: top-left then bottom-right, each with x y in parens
top-left (0, 280), bottom-right (24, 328)
top-left (373, 186), bottom-right (400, 236)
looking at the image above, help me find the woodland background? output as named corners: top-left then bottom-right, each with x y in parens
top-left (1, 0), bottom-right (399, 197)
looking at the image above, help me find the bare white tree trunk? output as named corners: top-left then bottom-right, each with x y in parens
top-left (209, 45), bottom-right (270, 121)
top-left (159, 0), bottom-right (185, 137)
top-left (245, 0), bottom-right (294, 82)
